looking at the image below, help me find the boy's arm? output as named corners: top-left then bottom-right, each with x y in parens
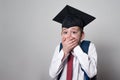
top-left (49, 45), bottom-right (69, 79)
top-left (73, 43), bottom-right (97, 78)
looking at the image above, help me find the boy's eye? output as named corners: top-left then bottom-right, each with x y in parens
top-left (72, 31), bottom-right (77, 34)
top-left (62, 31), bottom-right (67, 34)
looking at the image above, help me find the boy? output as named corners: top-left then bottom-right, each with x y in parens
top-left (49, 5), bottom-right (97, 80)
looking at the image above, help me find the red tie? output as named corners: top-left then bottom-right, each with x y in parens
top-left (67, 54), bottom-right (74, 80)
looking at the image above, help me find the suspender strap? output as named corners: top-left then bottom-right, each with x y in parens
top-left (80, 40), bottom-right (90, 80)
top-left (80, 40), bottom-right (90, 53)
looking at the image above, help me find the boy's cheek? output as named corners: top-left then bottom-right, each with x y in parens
top-left (74, 38), bottom-right (80, 44)
top-left (62, 37), bottom-right (66, 42)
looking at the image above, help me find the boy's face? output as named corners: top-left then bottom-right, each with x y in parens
top-left (61, 26), bottom-right (84, 44)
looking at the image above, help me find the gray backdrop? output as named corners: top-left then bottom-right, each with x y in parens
top-left (0, 0), bottom-right (120, 80)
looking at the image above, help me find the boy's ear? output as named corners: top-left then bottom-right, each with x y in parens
top-left (81, 32), bottom-right (85, 40)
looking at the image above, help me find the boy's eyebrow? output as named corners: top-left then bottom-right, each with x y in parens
top-left (62, 28), bottom-right (67, 31)
top-left (71, 28), bottom-right (79, 31)
top-left (71, 28), bottom-right (77, 30)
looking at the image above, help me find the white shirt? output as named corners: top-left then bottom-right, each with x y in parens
top-left (49, 42), bottom-right (97, 80)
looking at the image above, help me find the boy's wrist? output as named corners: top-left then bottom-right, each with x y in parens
top-left (62, 52), bottom-right (69, 61)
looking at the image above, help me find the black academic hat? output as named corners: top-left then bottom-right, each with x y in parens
top-left (53, 5), bottom-right (96, 29)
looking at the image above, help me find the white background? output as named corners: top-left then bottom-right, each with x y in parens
top-left (0, 0), bottom-right (120, 80)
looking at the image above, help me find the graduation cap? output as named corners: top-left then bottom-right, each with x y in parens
top-left (53, 5), bottom-right (96, 29)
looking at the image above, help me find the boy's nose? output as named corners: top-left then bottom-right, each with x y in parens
top-left (67, 32), bottom-right (72, 38)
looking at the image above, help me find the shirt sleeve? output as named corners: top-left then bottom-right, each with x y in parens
top-left (73, 42), bottom-right (97, 78)
top-left (49, 44), bottom-right (68, 79)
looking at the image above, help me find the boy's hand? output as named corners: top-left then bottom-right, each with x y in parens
top-left (62, 37), bottom-right (78, 56)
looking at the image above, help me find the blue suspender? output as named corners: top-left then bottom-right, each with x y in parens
top-left (80, 40), bottom-right (90, 80)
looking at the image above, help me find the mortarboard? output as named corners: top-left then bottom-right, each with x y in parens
top-left (53, 5), bottom-right (96, 29)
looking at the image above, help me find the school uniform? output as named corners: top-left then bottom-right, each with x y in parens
top-left (49, 42), bottom-right (97, 80)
